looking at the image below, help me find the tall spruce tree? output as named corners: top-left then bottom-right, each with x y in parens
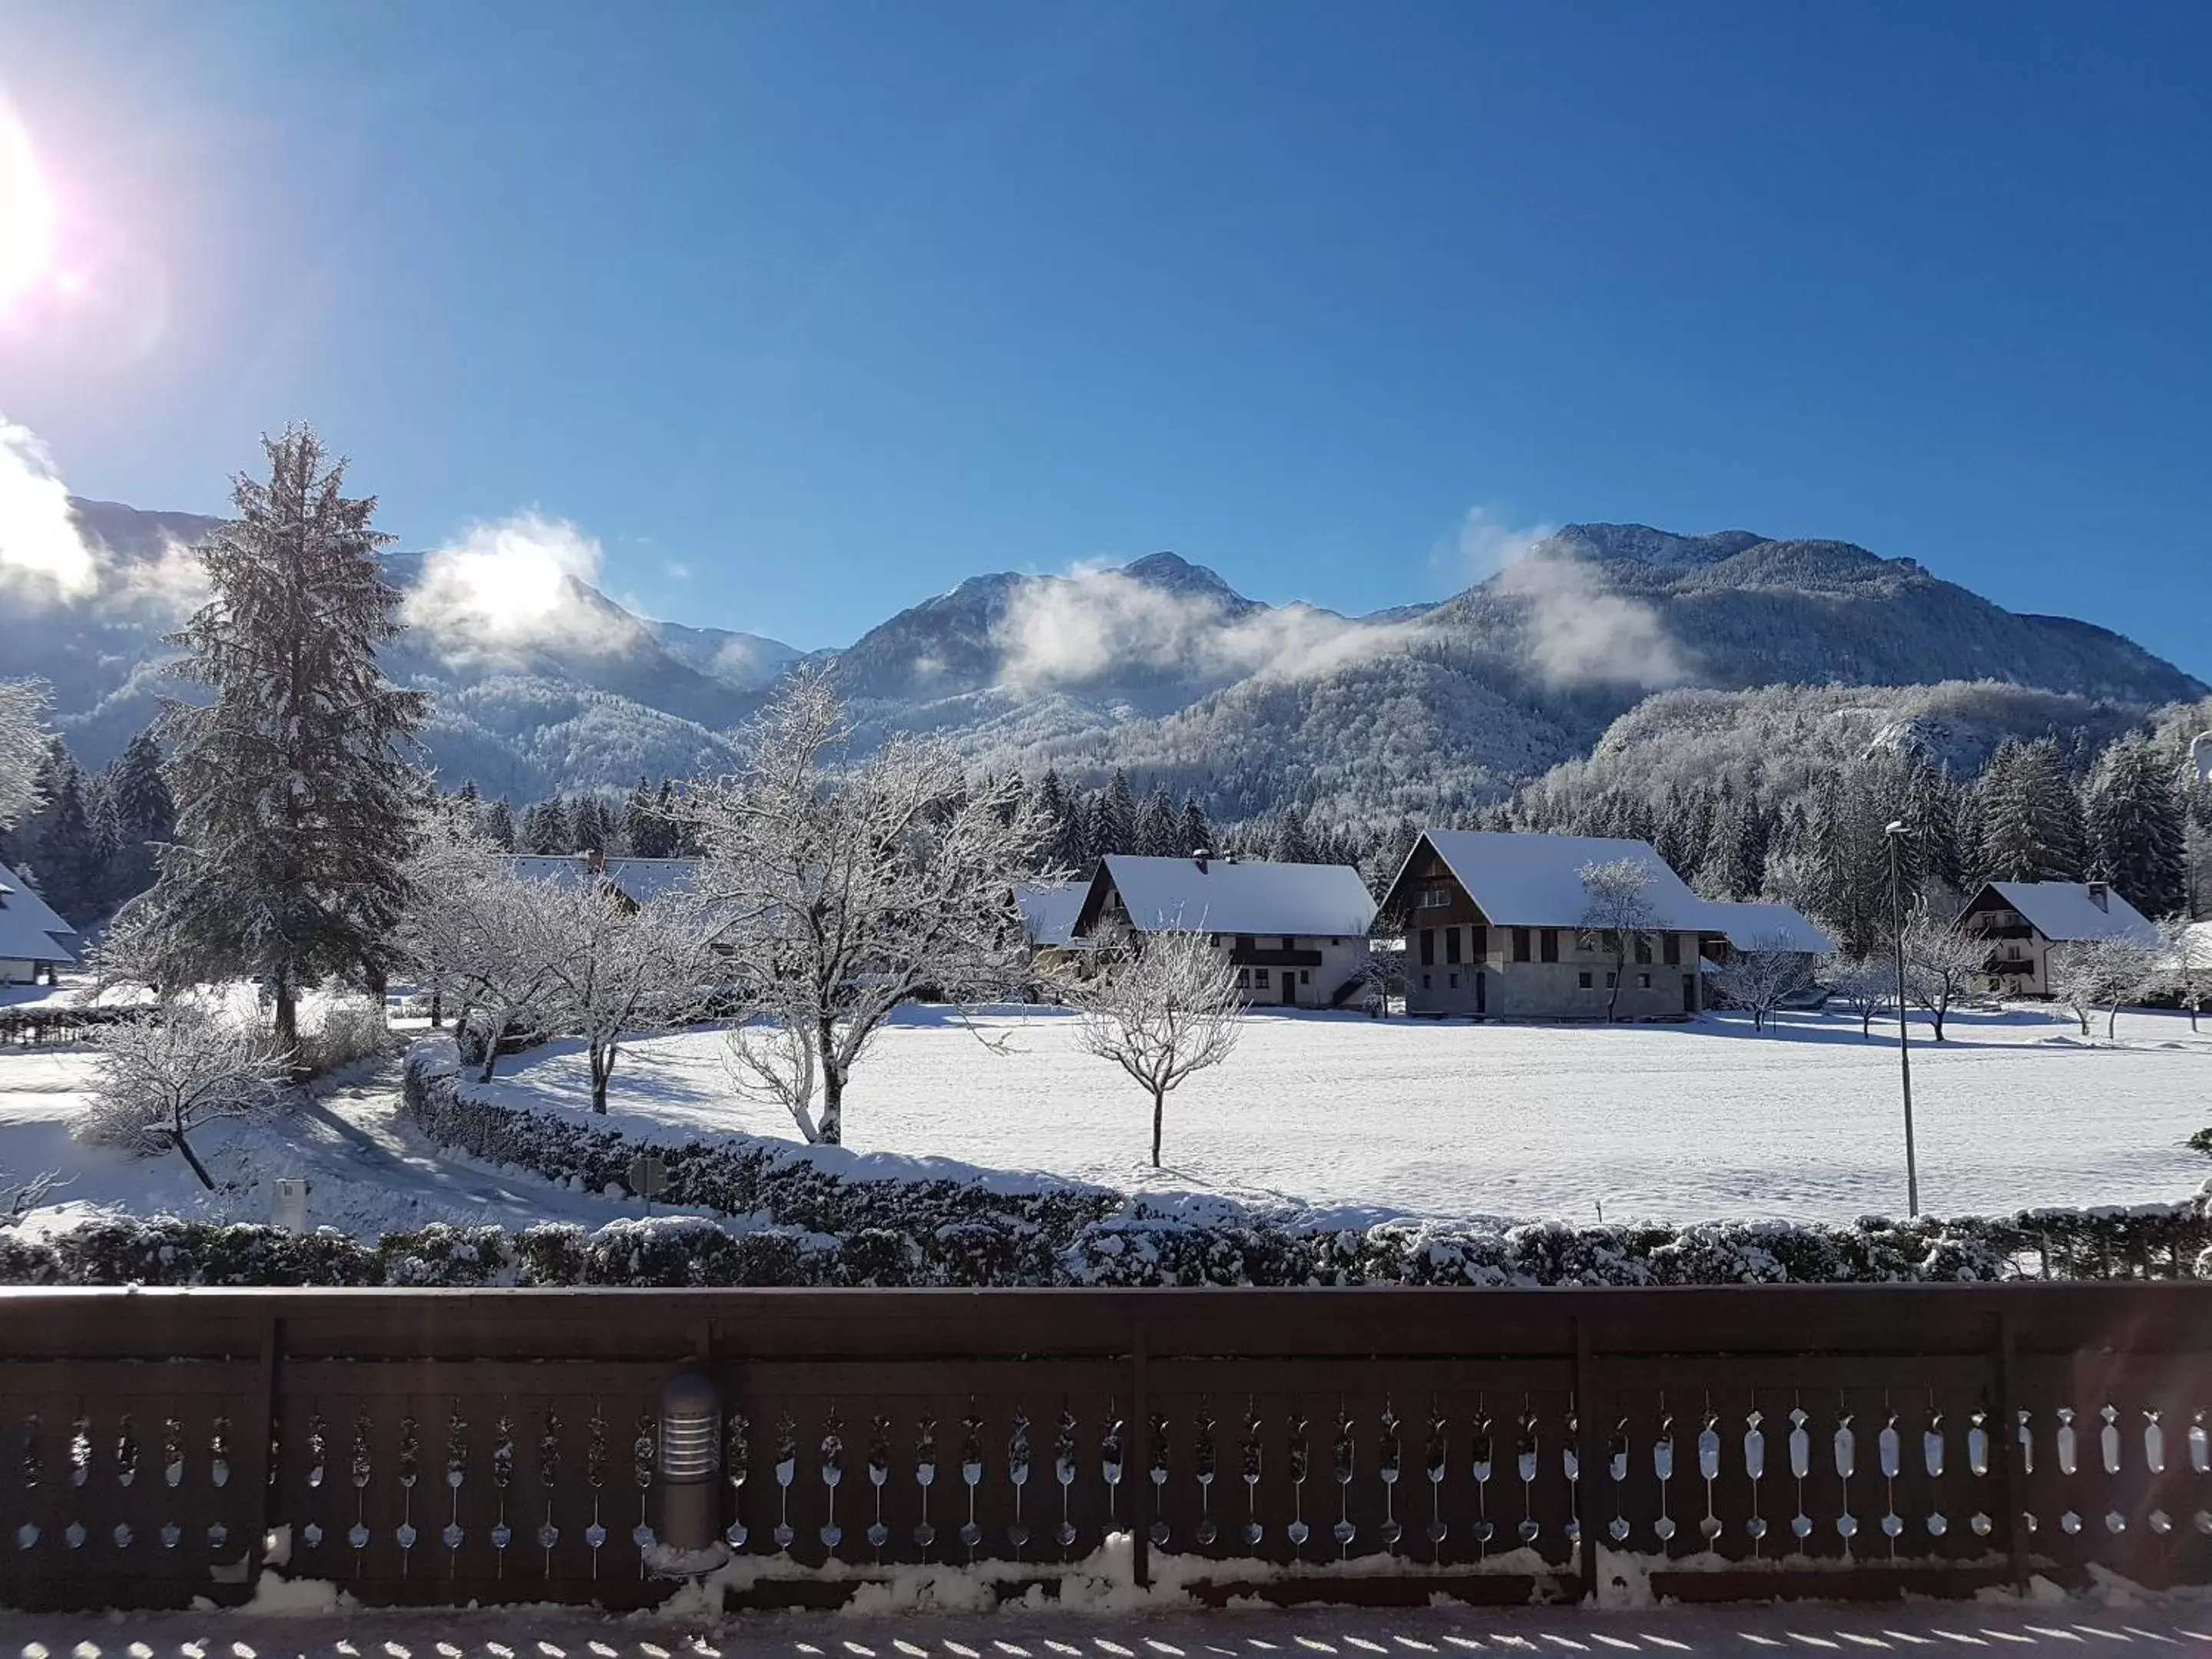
top-left (519, 799), bottom-right (565, 853)
top-left (1975, 737), bottom-right (2086, 885)
top-left (22, 740), bottom-right (102, 923)
top-left (1176, 795), bottom-right (1214, 860)
top-left (1094, 769), bottom-right (1137, 858)
top-left (154, 425), bottom-right (428, 1049)
top-left (1134, 785), bottom-right (1177, 858)
top-left (99, 727), bottom-right (174, 908)
top-left (2086, 733), bottom-right (2188, 918)
top-left (479, 797), bottom-right (517, 851)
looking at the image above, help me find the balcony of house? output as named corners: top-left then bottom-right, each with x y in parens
top-left (1225, 935), bottom-right (1325, 969)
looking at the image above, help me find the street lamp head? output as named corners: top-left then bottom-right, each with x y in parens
top-left (1884, 820), bottom-right (1908, 837)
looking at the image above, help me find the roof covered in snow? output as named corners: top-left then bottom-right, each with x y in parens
top-left (506, 855), bottom-right (703, 905)
top-left (1014, 881), bottom-right (1089, 949)
top-left (0, 859), bottom-right (78, 965)
top-left (1080, 854), bottom-right (1377, 939)
top-left (1983, 881), bottom-right (2158, 945)
top-left (1699, 899), bottom-right (1835, 955)
top-left (1406, 831), bottom-right (1712, 930)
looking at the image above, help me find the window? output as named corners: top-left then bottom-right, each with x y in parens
top-left (1448, 972), bottom-right (1458, 989)
top-left (1470, 925), bottom-right (1488, 960)
top-left (1634, 935), bottom-right (1652, 965)
top-left (1236, 969), bottom-right (1249, 988)
top-left (1422, 973), bottom-right (1432, 989)
top-left (1330, 937), bottom-right (1340, 946)
top-left (1254, 969), bottom-right (1270, 987)
top-left (1209, 932), bottom-right (1220, 947)
top-left (1605, 972), bottom-right (1617, 988)
top-left (1280, 936), bottom-right (1295, 951)
top-left (1578, 971), bottom-right (1592, 989)
top-left (1638, 972), bottom-right (1651, 989)
top-left (1417, 886), bottom-right (1451, 909)
top-left (1663, 934), bottom-right (1680, 967)
top-left (1300, 969), bottom-right (1310, 985)
top-left (1540, 929), bottom-right (1560, 963)
top-left (1420, 929), bottom-right (1435, 966)
top-left (1235, 934), bottom-right (1255, 953)
top-left (1445, 929), bottom-right (1462, 965)
top-left (1512, 926), bottom-right (1532, 963)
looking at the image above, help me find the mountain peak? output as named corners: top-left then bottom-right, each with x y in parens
top-left (1120, 550), bottom-right (1239, 598)
top-left (1545, 524), bottom-right (1770, 568)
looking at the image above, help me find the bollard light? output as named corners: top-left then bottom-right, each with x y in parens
top-left (656, 1370), bottom-right (722, 1558)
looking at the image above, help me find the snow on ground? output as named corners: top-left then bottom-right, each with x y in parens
top-left (5, 1001), bottom-right (2210, 1237)
top-left (475, 1003), bottom-right (2212, 1227)
top-left (0, 1048), bottom-right (673, 1240)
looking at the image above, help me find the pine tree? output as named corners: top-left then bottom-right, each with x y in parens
top-left (624, 777), bottom-right (680, 858)
top-left (1134, 785), bottom-right (1177, 858)
top-left (19, 738), bottom-right (103, 922)
top-left (479, 797), bottom-right (517, 851)
top-left (1979, 737), bottom-right (2086, 884)
top-left (520, 800), bottom-right (565, 854)
top-left (1176, 796), bottom-right (1214, 861)
top-left (567, 795), bottom-right (611, 854)
top-left (1902, 760), bottom-right (1963, 895)
top-left (153, 424), bottom-right (429, 1049)
top-left (2086, 733), bottom-right (2188, 918)
top-left (1094, 770), bottom-right (1137, 858)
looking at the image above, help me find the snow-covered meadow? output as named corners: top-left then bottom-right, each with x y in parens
top-left (5, 1000), bottom-right (2210, 1239)
top-left (475, 1002), bottom-right (2212, 1227)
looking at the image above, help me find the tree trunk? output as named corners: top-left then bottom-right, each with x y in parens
top-left (1929, 1001), bottom-right (1946, 1042)
top-left (273, 973), bottom-right (299, 1052)
top-left (478, 1018), bottom-right (502, 1083)
top-left (1606, 951), bottom-right (1624, 1022)
top-left (429, 989), bottom-right (442, 1029)
top-left (817, 1014), bottom-right (843, 1144)
top-left (1151, 1085), bottom-right (1165, 1168)
top-left (2107, 1003), bottom-right (2121, 1041)
top-left (171, 1123), bottom-right (216, 1191)
top-left (591, 1038), bottom-right (616, 1113)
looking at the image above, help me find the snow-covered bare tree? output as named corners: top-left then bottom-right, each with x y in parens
top-left (1821, 952), bottom-right (1892, 1038)
top-left (1073, 926), bottom-right (1242, 1167)
top-left (147, 426), bottom-right (429, 1052)
top-left (1709, 935), bottom-right (1811, 1032)
top-left (1578, 857), bottom-right (1663, 1022)
top-left (396, 841), bottom-right (574, 1081)
top-left (683, 666), bottom-right (1055, 1145)
top-left (2, 1165), bottom-right (61, 1231)
top-left (2161, 915), bottom-right (2209, 1034)
top-left (78, 1005), bottom-right (287, 1190)
top-left (0, 678), bottom-right (47, 832)
top-left (541, 882), bottom-right (721, 1113)
top-left (1900, 909), bottom-right (1982, 1041)
top-left (2047, 934), bottom-right (2165, 1041)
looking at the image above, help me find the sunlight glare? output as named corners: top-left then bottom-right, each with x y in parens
top-left (0, 105), bottom-right (54, 313)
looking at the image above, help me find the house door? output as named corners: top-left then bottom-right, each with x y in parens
top-left (1682, 973), bottom-right (1698, 1015)
top-left (1283, 973), bottom-right (1298, 1006)
top-left (1475, 972), bottom-right (1487, 1015)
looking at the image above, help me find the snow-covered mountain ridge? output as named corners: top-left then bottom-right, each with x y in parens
top-left (4, 501), bottom-right (2200, 817)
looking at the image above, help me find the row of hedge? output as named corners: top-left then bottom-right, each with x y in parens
top-left (0, 1004), bottom-right (152, 1045)
top-left (4, 1038), bottom-right (2204, 1290)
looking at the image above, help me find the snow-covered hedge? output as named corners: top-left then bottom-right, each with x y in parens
top-left (3, 1040), bottom-right (2204, 1290)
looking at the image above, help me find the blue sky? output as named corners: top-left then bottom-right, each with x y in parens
top-left (2, 2), bottom-right (2208, 671)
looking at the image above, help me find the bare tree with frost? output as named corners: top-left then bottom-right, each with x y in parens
top-left (2047, 933), bottom-right (2165, 1041)
top-left (78, 1005), bottom-right (287, 1190)
top-left (681, 666), bottom-right (1055, 1146)
top-left (1899, 908), bottom-right (1982, 1041)
top-left (1073, 927), bottom-right (1242, 1167)
top-left (1709, 934), bottom-right (1812, 1033)
top-left (1821, 952), bottom-right (1892, 1038)
top-left (397, 840), bottom-right (573, 1081)
top-left (2, 1166), bottom-right (62, 1231)
top-left (542, 882), bottom-right (721, 1113)
top-left (1577, 857), bottom-right (1663, 1022)
top-left (2160, 915), bottom-right (2209, 1034)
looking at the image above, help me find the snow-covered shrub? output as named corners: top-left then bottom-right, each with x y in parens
top-left (295, 995), bottom-right (392, 1078)
top-left (79, 1005), bottom-right (289, 1189)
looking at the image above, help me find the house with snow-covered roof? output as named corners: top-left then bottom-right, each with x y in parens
top-left (1014, 880), bottom-right (1089, 953)
top-left (1377, 830), bottom-right (1714, 1019)
top-left (1069, 852), bottom-right (1377, 1007)
top-left (1962, 879), bottom-right (2159, 998)
top-left (1697, 899), bottom-right (1834, 962)
top-left (0, 859), bottom-right (79, 986)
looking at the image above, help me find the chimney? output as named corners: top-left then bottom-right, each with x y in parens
top-left (2087, 881), bottom-right (2109, 912)
top-left (1193, 848), bottom-right (1210, 874)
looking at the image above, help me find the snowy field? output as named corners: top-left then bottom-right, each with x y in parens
top-left (474, 1003), bottom-right (2212, 1227)
top-left (5, 1002), bottom-right (2210, 1237)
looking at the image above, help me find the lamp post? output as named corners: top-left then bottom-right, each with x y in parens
top-left (1885, 820), bottom-right (1919, 1219)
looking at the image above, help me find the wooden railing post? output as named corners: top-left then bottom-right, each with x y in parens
top-left (1131, 1318), bottom-right (1151, 1591)
top-left (1991, 1308), bottom-right (2030, 1592)
top-left (251, 1313), bottom-right (284, 1595)
top-left (1574, 1313), bottom-right (1603, 1606)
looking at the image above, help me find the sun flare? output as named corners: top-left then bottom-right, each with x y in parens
top-left (0, 109), bottom-right (56, 314)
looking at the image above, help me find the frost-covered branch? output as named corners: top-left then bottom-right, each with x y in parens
top-left (2, 1167), bottom-right (64, 1231)
top-left (78, 1005), bottom-right (288, 1190)
top-left (2048, 934), bottom-right (2166, 1041)
top-left (1899, 909), bottom-right (1982, 1041)
top-left (1073, 926), bottom-right (1241, 1167)
top-left (682, 666), bottom-right (1058, 1146)
top-left (1820, 952), bottom-right (1892, 1038)
top-left (1709, 934), bottom-right (1812, 1032)
top-left (1577, 857), bottom-right (1663, 1023)
top-left (540, 882), bottom-right (722, 1113)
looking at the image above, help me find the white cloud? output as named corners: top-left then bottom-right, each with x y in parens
top-left (0, 413), bottom-right (99, 600)
top-left (404, 512), bottom-right (640, 658)
top-left (993, 562), bottom-right (1404, 693)
top-left (1450, 504), bottom-right (1690, 691)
